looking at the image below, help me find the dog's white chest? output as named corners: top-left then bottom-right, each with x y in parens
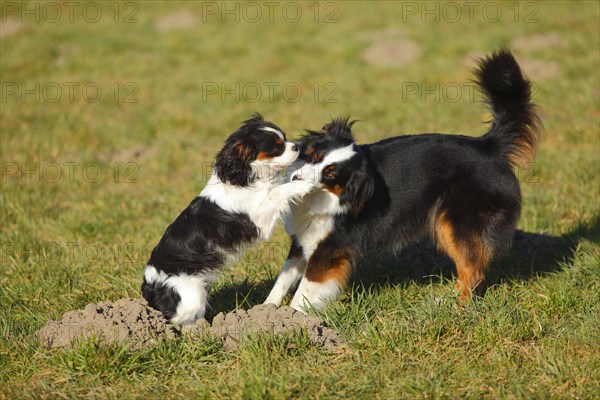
top-left (286, 194), bottom-right (336, 259)
top-left (200, 175), bottom-right (289, 241)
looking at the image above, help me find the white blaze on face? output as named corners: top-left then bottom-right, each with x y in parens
top-left (260, 126), bottom-right (285, 142)
top-left (290, 144), bottom-right (356, 183)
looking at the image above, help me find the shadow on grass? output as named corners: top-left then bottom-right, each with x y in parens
top-left (206, 278), bottom-right (269, 319)
top-left (208, 216), bottom-right (599, 316)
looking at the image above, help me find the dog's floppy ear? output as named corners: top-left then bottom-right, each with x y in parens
top-left (214, 138), bottom-right (256, 186)
top-left (341, 168), bottom-right (374, 216)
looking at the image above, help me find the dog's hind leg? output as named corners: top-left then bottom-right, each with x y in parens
top-left (434, 211), bottom-right (492, 301)
top-left (264, 237), bottom-right (306, 306)
top-left (166, 272), bottom-right (217, 325)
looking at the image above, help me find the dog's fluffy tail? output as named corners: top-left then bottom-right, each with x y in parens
top-left (475, 49), bottom-right (543, 167)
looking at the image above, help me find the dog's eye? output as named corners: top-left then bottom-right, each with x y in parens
top-left (324, 165), bottom-right (336, 178)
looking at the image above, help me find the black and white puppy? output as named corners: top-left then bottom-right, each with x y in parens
top-left (142, 114), bottom-right (313, 325)
top-left (265, 50), bottom-right (542, 311)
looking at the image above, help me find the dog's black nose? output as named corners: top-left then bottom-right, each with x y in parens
top-left (291, 144), bottom-right (297, 152)
top-left (291, 174), bottom-right (300, 181)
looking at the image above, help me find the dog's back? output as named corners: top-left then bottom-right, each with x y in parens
top-left (350, 49), bottom-right (543, 298)
top-left (273, 50), bottom-right (543, 309)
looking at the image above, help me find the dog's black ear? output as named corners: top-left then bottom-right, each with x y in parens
top-left (244, 112), bottom-right (265, 125)
top-left (341, 168), bottom-right (374, 216)
top-left (214, 138), bottom-right (256, 186)
top-left (325, 116), bottom-right (358, 141)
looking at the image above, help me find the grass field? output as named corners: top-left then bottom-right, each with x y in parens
top-left (1, 1), bottom-right (599, 398)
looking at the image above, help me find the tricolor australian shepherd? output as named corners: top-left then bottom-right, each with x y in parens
top-left (142, 114), bottom-right (313, 325)
top-left (264, 50), bottom-right (543, 311)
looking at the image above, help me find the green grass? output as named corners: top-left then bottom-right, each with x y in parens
top-left (1, 1), bottom-right (599, 398)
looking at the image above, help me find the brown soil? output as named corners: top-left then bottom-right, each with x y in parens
top-left (97, 145), bottom-right (161, 163)
top-left (519, 58), bottom-right (561, 81)
top-left (0, 19), bottom-right (25, 38)
top-left (37, 299), bottom-right (345, 351)
top-left (155, 10), bottom-right (198, 32)
top-left (362, 29), bottom-right (421, 67)
top-left (192, 303), bottom-right (344, 350)
top-left (512, 33), bottom-right (566, 52)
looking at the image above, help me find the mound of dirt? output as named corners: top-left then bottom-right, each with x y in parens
top-left (37, 299), bottom-right (345, 352)
top-left (194, 303), bottom-right (344, 351)
top-left (37, 298), bottom-right (178, 351)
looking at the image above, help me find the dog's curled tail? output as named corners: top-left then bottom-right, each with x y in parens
top-left (475, 49), bottom-right (543, 167)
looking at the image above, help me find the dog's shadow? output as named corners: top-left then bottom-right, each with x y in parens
top-left (208, 216), bottom-right (599, 316)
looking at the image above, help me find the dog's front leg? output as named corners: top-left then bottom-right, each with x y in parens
top-left (289, 241), bottom-right (353, 312)
top-left (264, 237), bottom-right (306, 306)
top-left (268, 180), bottom-right (314, 205)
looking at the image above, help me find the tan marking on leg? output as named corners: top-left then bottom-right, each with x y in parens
top-left (435, 212), bottom-right (491, 301)
top-left (305, 249), bottom-right (351, 289)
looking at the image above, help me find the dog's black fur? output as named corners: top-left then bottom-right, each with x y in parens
top-left (214, 115), bottom-right (288, 186)
top-left (142, 114), bottom-right (307, 324)
top-left (141, 197), bottom-right (260, 318)
top-left (288, 50), bottom-right (543, 301)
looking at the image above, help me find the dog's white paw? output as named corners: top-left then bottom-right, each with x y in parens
top-left (291, 180), bottom-right (316, 197)
top-left (433, 296), bottom-right (446, 305)
top-left (291, 304), bottom-right (309, 314)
